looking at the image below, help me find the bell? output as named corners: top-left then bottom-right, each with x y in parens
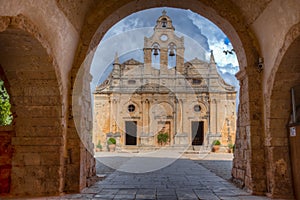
top-left (153, 48), bottom-right (159, 56)
top-left (169, 49), bottom-right (175, 56)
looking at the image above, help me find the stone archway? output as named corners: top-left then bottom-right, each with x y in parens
top-left (0, 15), bottom-right (66, 196)
top-left (70, 0), bottom-right (265, 196)
top-left (265, 22), bottom-right (300, 199)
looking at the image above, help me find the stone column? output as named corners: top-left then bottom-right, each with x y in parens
top-left (160, 48), bottom-right (168, 75)
top-left (232, 69), bottom-right (267, 195)
top-left (109, 97), bottom-right (112, 133)
top-left (144, 48), bottom-right (152, 75)
top-left (176, 48), bottom-right (184, 75)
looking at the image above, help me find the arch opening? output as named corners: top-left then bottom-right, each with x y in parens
top-left (84, 7), bottom-right (239, 174)
top-left (267, 35), bottom-right (300, 198)
top-left (0, 25), bottom-right (64, 196)
top-left (71, 0), bottom-right (262, 196)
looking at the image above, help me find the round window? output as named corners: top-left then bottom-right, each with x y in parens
top-left (128, 104), bottom-right (135, 112)
top-left (194, 105), bottom-right (201, 112)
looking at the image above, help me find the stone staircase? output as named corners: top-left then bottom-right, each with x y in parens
top-left (118, 145), bottom-right (211, 154)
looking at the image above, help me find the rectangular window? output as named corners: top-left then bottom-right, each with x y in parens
top-left (128, 80), bottom-right (136, 85)
top-left (192, 79), bottom-right (201, 85)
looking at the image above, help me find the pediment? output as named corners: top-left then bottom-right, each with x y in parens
top-left (123, 58), bottom-right (143, 65)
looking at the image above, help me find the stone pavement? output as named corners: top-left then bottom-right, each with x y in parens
top-left (190, 153), bottom-right (233, 181)
top-left (4, 152), bottom-right (274, 200)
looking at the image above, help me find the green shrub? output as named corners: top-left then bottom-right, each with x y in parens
top-left (0, 80), bottom-right (12, 126)
top-left (212, 140), bottom-right (221, 145)
top-left (96, 140), bottom-right (102, 149)
top-left (227, 143), bottom-right (234, 149)
top-left (107, 137), bottom-right (116, 145)
top-left (157, 132), bottom-right (169, 145)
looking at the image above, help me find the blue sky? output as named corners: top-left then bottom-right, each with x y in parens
top-left (90, 7), bottom-right (239, 94)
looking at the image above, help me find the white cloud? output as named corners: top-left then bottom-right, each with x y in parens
top-left (91, 7), bottom-right (240, 105)
top-left (186, 10), bottom-right (239, 70)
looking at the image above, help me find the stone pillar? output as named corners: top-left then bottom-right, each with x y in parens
top-left (160, 48), bottom-right (168, 75)
top-left (232, 69), bottom-right (266, 195)
top-left (109, 97), bottom-right (112, 133)
top-left (144, 48), bottom-right (152, 75)
top-left (176, 48), bottom-right (184, 75)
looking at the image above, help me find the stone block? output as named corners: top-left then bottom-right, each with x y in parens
top-left (15, 126), bottom-right (62, 137)
top-left (24, 86), bottom-right (60, 96)
top-left (232, 168), bottom-right (237, 177)
top-left (23, 153), bottom-right (41, 165)
top-left (67, 138), bottom-right (81, 146)
top-left (14, 145), bottom-right (59, 153)
top-left (40, 152), bottom-right (61, 165)
top-left (15, 105), bottom-right (61, 118)
top-left (23, 96), bottom-right (61, 106)
top-left (0, 166), bottom-right (11, 193)
top-left (15, 117), bottom-right (61, 128)
top-left (12, 137), bottom-right (63, 146)
top-left (11, 165), bottom-right (61, 196)
top-left (237, 169), bottom-right (245, 180)
top-left (244, 175), bottom-right (253, 191)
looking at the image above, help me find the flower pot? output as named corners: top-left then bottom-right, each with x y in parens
top-left (108, 144), bottom-right (116, 152)
top-left (212, 145), bottom-right (220, 152)
top-left (95, 148), bottom-right (101, 152)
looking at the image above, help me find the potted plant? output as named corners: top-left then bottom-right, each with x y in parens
top-left (95, 140), bottom-right (102, 152)
top-left (227, 143), bottom-right (234, 153)
top-left (107, 137), bottom-right (116, 152)
top-left (212, 140), bottom-right (221, 152)
top-left (157, 132), bottom-right (169, 146)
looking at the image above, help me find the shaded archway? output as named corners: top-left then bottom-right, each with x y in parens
top-left (70, 0), bottom-right (265, 196)
top-left (266, 23), bottom-right (300, 198)
top-left (0, 16), bottom-right (65, 196)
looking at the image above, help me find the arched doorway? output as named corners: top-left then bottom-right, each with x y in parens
top-left (0, 16), bottom-right (65, 196)
top-left (266, 23), bottom-right (300, 199)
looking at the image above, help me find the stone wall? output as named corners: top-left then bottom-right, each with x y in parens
top-left (232, 67), bottom-right (266, 195)
top-left (0, 126), bottom-right (14, 194)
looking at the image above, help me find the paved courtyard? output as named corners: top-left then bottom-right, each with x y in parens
top-left (3, 152), bottom-right (275, 200)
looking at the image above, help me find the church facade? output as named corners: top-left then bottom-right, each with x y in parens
top-left (93, 11), bottom-right (236, 150)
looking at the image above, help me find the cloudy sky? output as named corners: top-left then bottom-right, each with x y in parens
top-left (90, 7), bottom-right (240, 99)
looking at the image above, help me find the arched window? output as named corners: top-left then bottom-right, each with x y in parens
top-left (152, 43), bottom-right (160, 69)
top-left (168, 43), bottom-right (176, 68)
top-left (161, 18), bottom-right (167, 28)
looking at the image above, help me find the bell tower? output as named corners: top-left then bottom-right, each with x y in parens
top-left (144, 10), bottom-right (185, 75)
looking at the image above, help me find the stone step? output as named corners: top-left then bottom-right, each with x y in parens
top-left (118, 145), bottom-right (211, 154)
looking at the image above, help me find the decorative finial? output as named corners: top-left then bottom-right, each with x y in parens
top-left (210, 50), bottom-right (216, 64)
top-left (162, 10), bottom-right (167, 15)
top-left (114, 52), bottom-right (119, 64)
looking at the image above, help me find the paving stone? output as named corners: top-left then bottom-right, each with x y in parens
top-left (114, 194), bottom-right (136, 199)
top-left (157, 196), bottom-right (178, 200)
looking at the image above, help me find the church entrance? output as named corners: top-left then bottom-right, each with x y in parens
top-left (125, 121), bottom-right (137, 145)
top-left (157, 121), bottom-right (171, 145)
top-left (191, 121), bottom-right (204, 145)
